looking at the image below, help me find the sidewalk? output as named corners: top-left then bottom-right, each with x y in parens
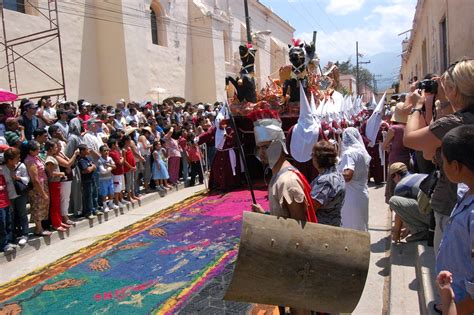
top-left (0, 183), bottom-right (206, 284)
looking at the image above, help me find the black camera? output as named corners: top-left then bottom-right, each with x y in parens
top-left (417, 79), bottom-right (438, 94)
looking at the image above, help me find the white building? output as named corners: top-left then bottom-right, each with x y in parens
top-left (0, 0), bottom-right (294, 104)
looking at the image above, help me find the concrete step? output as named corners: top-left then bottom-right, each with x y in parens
top-left (415, 242), bottom-right (437, 315)
top-left (388, 241), bottom-right (422, 314)
top-left (0, 182), bottom-right (190, 264)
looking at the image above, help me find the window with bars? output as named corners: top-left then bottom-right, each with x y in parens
top-left (151, 9), bottom-right (159, 45)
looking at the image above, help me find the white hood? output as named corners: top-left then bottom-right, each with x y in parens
top-left (290, 84), bottom-right (320, 162)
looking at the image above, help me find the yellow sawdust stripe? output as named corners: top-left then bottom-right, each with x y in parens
top-left (154, 250), bottom-right (235, 315)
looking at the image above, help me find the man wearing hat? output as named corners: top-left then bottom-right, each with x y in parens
top-left (18, 101), bottom-right (39, 140)
top-left (388, 162), bottom-right (430, 242)
top-left (54, 108), bottom-right (70, 139)
top-left (250, 108), bottom-right (317, 315)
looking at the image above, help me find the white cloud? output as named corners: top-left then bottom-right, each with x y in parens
top-left (326, 0), bottom-right (365, 16)
top-left (297, 0), bottom-right (416, 62)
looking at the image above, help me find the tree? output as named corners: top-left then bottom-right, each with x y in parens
top-left (336, 58), bottom-right (374, 88)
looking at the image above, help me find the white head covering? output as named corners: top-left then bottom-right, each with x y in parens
top-left (290, 85), bottom-right (320, 162)
top-left (253, 111), bottom-right (288, 169)
top-left (365, 91), bottom-right (387, 146)
top-left (215, 104), bottom-right (229, 149)
top-left (340, 127), bottom-right (371, 166)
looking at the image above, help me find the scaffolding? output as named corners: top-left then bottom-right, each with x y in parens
top-left (0, 0), bottom-right (66, 101)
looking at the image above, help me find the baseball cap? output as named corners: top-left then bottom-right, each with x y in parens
top-left (389, 162), bottom-right (408, 177)
top-left (23, 101), bottom-right (38, 110)
top-left (86, 118), bottom-right (100, 126)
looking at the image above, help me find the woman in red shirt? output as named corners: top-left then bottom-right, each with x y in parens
top-left (108, 138), bottom-right (128, 207)
top-left (186, 134), bottom-right (204, 186)
top-left (121, 135), bottom-right (139, 202)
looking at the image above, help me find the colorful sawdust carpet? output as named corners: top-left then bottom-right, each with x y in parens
top-left (0, 189), bottom-right (270, 314)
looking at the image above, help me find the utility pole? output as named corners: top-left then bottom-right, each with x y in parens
top-left (356, 41), bottom-right (359, 95)
top-left (243, 0), bottom-right (252, 44)
top-left (356, 41), bottom-right (371, 96)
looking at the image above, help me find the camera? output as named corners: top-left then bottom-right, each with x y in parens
top-left (417, 79), bottom-right (438, 94)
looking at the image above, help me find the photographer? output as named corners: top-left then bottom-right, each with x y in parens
top-left (403, 59), bottom-right (474, 251)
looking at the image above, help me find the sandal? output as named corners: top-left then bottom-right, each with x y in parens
top-left (54, 227), bottom-right (67, 232)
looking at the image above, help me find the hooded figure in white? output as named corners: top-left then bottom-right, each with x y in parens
top-left (365, 91), bottom-right (387, 146)
top-left (337, 127), bottom-right (371, 231)
top-left (290, 84), bottom-right (320, 163)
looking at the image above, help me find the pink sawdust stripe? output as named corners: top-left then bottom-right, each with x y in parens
top-left (156, 249), bottom-right (238, 315)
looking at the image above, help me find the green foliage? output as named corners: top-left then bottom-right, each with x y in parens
top-left (336, 58), bottom-right (374, 88)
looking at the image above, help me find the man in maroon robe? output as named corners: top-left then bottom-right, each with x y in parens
top-left (360, 119), bottom-right (389, 185)
top-left (198, 119), bottom-right (242, 192)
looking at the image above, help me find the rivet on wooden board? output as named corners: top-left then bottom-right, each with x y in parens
top-left (324, 243), bottom-right (329, 248)
top-left (345, 246), bottom-right (349, 251)
top-left (295, 242), bottom-right (300, 248)
top-left (271, 238), bottom-right (275, 247)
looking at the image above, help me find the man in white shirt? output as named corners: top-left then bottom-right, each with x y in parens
top-left (83, 119), bottom-right (104, 212)
top-left (37, 96), bottom-right (57, 128)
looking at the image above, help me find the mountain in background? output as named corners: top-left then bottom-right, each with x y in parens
top-left (364, 52), bottom-right (401, 92)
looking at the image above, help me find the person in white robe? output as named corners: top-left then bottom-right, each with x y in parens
top-left (338, 127), bottom-right (371, 231)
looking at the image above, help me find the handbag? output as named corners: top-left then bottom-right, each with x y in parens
top-left (13, 163), bottom-right (29, 195)
top-left (419, 169), bottom-right (439, 198)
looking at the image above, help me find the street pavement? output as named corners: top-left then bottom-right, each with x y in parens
top-left (353, 183), bottom-right (391, 314)
top-left (0, 183), bottom-right (392, 314)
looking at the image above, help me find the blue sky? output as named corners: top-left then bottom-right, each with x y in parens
top-left (259, 0), bottom-right (417, 65)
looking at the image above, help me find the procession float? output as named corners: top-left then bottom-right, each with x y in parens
top-left (225, 33), bottom-right (367, 182)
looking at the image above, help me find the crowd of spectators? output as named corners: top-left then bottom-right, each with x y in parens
top-left (383, 59), bottom-right (474, 314)
top-left (0, 98), bottom-right (220, 252)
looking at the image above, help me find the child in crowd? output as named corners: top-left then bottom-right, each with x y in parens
top-left (0, 145), bottom-right (15, 253)
top-left (98, 145), bottom-right (119, 213)
top-left (121, 135), bottom-right (139, 202)
top-left (435, 125), bottom-right (474, 314)
top-left (186, 133), bottom-right (203, 186)
top-left (108, 138), bottom-right (128, 207)
top-left (151, 140), bottom-right (171, 191)
top-left (77, 144), bottom-right (99, 219)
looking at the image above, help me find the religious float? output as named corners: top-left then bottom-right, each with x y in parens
top-left (225, 34), bottom-right (367, 181)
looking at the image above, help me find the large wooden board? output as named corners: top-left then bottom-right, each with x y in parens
top-left (224, 211), bottom-right (370, 313)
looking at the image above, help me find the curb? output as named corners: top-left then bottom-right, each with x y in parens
top-left (415, 242), bottom-right (437, 315)
top-left (387, 240), bottom-right (420, 314)
top-left (1, 182), bottom-right (189, 264)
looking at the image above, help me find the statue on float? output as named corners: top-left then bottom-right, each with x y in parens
top-left (225, 44), bottom-right (257, 103)
top-left (280, 38), bottom-right (318, 103)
